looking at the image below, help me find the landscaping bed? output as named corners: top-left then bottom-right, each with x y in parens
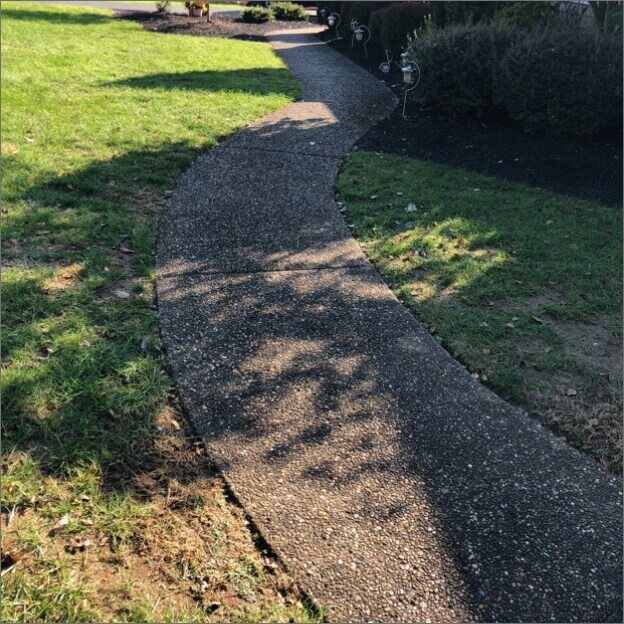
top-left (321, 32), bottom-right (622, 208)
top-left (119, 11), bottom-right (309, 40)
top-left (337, 151), bottom-right (622, 472)
top-left (1, 4), bottom-right (312, 621)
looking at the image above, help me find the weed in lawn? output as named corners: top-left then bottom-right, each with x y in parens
top-left (337, 151), bottom-right (622, 472)
top-left (1, 3), bottom-right (312, 621)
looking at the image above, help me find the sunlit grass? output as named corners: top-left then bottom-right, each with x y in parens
top-left (338, 151), bottom-right (622, 471)
top-left (1, 3), bottom-right (308, 621)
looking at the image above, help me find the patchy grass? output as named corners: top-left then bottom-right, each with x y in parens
top-left (1, 3), bottom-right (312, 622)
top-left (337, 151), bottom-right (622, 472)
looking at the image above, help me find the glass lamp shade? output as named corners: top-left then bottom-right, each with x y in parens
top-left (402, 65), bottom-right (414, 84)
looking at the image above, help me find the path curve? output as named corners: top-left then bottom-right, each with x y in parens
top-left (157, 28), bottom-right (622, 622)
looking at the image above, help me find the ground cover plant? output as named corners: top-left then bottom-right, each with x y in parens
top-left (0, 3), bottom-right (313, 621)
top-left (337, 151), bottom-right (622, 472)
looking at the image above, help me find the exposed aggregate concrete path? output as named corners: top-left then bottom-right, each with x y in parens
top-left (157, 27), bottom-right (623, 622)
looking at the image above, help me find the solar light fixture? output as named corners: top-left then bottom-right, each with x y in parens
top-left (400, 51), bottom-right (410, 67)
top-left (354, 25), bottom-right (371, 59)
top-left (402, 64), bottom-right (415, 84)
top-left (400, 56), bottom-right (421, 118)
top-left (319, 7), bottom-right (328, 23)
top-left (350, 18), bottom-right (359, 48)
top-left (327, 12), bottom-right (340, 37)
top-left (379, 49), bottom-right (393, 74)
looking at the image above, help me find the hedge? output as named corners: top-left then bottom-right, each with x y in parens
top-left (369, 2), bottom-right (432, 56)
top-left (408, 22), bottom-right (622, 138)
top-left (496, 28), bottom-right (623, 137)
top-left (408, 21), bottom-right (517, 119)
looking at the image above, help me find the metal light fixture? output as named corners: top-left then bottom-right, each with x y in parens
top-left (350, 18), bottom-right (359, 48)
top-left (319, 7), bottom-right (328, 23)
top-left (354, 25), bottom-right (371, 59)
top-left (327, 12), bottom-right (340, 38)
top-left (379, 49), bottom-right (393, 73)
top-left (400, 54), bottom-right (421, 118)
top-left (402, 64), bottom-right (415, 84)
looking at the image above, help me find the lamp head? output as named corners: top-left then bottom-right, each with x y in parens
top-left (402, 64), bottom-right (414, 84)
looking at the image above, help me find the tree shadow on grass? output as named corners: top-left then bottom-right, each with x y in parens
top-left (3, 91), bottom-right (623, 624)
top-left (105, 68), bottom-right (300, 97)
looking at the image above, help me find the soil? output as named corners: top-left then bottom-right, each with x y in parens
top-left (117, 11), bottom-right (311, 41)
top-left (321, 32), bottom-right (623, 208)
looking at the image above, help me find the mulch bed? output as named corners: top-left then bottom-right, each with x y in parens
top-left (117, 11), bottom-right (310, 41)
top-left (320, 32), bottom-right (623, 207)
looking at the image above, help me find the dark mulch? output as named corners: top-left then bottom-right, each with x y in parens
top-left (320, 32), bottom-right (623, 207)
top-left (117, 11), bottom-right (310, 41)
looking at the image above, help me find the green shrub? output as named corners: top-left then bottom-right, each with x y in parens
top-left (271, 2), bottom-right (307, 21)
top-left (370, 2), bottom-right (432, 56)
top-left (497, 1), bottom-right (559, 30)
top-left (432, 1), bottom-right (499, 27)
top-left (408, 21), bottom-right (518, 118)
top-left (241, 6), bottom-right (273, 23)
top-left (495, 28), bottom-right (623, 137)
top-left (337, 2), bottom-right (389, 36)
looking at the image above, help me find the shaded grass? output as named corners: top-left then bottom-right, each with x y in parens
top-left (1, 3), bottom-right (312, 621)
top-left (337, 151), bottom-right (622, 471)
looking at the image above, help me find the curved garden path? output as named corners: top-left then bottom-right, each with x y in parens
top-left (157, 27), bottom-right (622, 622)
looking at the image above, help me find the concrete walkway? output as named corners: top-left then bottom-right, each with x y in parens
top-left (157, 28), bottom-right (623, 622)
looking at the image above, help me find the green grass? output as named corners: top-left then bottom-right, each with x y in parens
top-left (0, 3), bottom-right (310, 622)
top-left (338, 151), bottom-right (622, 471)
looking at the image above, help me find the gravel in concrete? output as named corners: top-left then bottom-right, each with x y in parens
top-left (157, 27), bottom-right (623, 622)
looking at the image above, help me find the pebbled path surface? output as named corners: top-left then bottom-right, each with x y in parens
top-left (157, 28), bottom-right (623, 622)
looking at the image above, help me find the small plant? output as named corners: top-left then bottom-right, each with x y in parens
top-left (241, 6), bottom-right (273, 23)
top-left (271, 2), bottom-right (307, 21)
top-left (185, 0), bottom-right (207, 14)
top-left (155, 0), bottom-right (171, 13)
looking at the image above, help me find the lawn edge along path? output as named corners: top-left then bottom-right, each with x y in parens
top-left (156, 27), bottom-right (623, 623)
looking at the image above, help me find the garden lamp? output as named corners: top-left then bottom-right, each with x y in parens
top-left (350, 18), bottom-right (359, 48)
top-left (319, 7), bottom-right (328, 23)
top-left (402, 64), bottom-right (414, 84)
top-left (401, 61), bottom-right (421, 118)
top-left (327, 12), bottom-right (340, 38)
top-left (354, 25), bottom-right (371, 59)
top-left (379, 49), bottom-right (393, 73)
top-left (400, 51), bottom-right (410, 68)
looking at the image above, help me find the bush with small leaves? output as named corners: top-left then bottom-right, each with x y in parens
top-left (495, 28), bottom-right (623, 137)
top-left (370, 2), bottom-right (432, 57)
top-left (241, 6), bottom-right (273, 23)
top-left (408, 20), bottom-right (518, 119)
top-left (271, 2), bottom-right (307, 21)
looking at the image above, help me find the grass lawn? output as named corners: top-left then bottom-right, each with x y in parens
top-left (338, 151), bottom-right (622, 472)
top-left (0, 3), bottom-right (312, 622)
